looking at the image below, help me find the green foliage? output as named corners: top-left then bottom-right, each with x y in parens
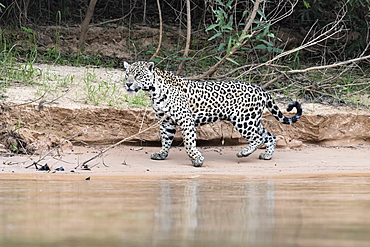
top-left (0, 26), bottom-right (41, 88)
top-left (206, 0), bottom-right (283, 64)
top-left (206, 0), bottom-right (247, 58)
top-left (302, 0), bottom-right (311, 8)
top-left (0, 47), bottom-right (41, 87)
top-left (0, 0), bottom-right (369, 110)
top-left (82, 71), bottom-right (149, 107)
top-left (20, 27), bottom-right (38, 63)
top-left (123, 91), bottom-right (151, 108)
top-left (83, 72), bottom-right (113, 106)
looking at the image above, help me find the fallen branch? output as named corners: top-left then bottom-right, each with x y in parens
top-left (90, 12), bottom-right (132, 27)
top-left (2, 85), bottom-right (71, 110)
top-left (2, 91), bottom-right (47, 109)
top-left (261, 74), bottom-right (286, 89)
top-left (286, 54), bottom-right (370, 74)
top-left (260, 54), bottom-right (370, 89)
top-left (76, 116), bottom-right (165, 169)
top-left (322, 81), bottom-right (370, 90)
top-left (25, 129), bottom-right (87, 169)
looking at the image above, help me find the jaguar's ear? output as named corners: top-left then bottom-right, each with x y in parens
top-left (147, 62), bottom-right (155, 72)
top-left (123, 61), bottom-right (130, 69)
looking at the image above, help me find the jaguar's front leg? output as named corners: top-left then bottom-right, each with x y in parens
top-left (179, 121), bottom-right (204, 167)
top-left (151, 120), bottom-right (176, 160)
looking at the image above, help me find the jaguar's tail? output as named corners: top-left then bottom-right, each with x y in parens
top-left (267, 98), bottom-right (302, 125)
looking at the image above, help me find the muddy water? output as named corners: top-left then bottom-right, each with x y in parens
top-left (1, 177), bottom-right (370, 247)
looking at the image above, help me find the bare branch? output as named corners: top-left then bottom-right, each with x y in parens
top-left (261, 74), bottom-right (286, 89)
top-left (235, 14), bottom-right (346, 80)
top-left (260, 54), bottom-right (370, 90)
top-left (286, 55), bottom-right (370, 74)
top-left (90, 13), bottom-right (132, 27)
top-left (150, 0), bottom-right (163, 60)
top-left (176, 0), bottom-right (192, 75)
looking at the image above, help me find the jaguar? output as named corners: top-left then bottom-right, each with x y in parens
top-left (124, 61), bottom-right (302, 167)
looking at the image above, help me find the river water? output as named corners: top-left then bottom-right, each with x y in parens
top-left (1, 177), bottom-right (370, 247)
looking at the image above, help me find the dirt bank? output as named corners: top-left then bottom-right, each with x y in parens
top-left (1, 64), bottom-right (369, 150)
top-left (1, 99), bottom-right (369, 180)
top-left (1, 102), bottom-right (369, 148)
top-left (0, 64), bottom-right (369, 179)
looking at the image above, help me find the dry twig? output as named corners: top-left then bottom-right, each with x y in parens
top-left (260, 54), bottom-right (370, 89)
top-left (25, 129), bottom-right (88, 169)
top-left (285, 55), bottom-right (370, 74)
top-left (76, 116), bottom-right (166, 169)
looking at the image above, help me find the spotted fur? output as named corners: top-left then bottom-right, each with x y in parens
top-left (124, 61), bottom-right (302, 167)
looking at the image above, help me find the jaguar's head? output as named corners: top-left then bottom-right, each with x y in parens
top-left (123, 61), bottom-right (155, 94)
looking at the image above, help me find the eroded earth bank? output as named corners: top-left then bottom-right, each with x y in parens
top-left (0, 64), bottom-right (369, 179)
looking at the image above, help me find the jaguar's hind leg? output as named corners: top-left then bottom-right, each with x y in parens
top-left (234, 124), bottom-right (263, 158)
top-left (236, 137), bottom-right (263, 158)
top-left (233, 116), bottom-right (276, 160)
top-left (258, 126), bottom-right (276, 160)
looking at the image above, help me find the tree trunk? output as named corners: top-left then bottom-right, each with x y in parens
top-left (78, 0), bottom-right (98, 50)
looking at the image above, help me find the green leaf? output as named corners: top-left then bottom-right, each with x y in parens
top-left (273, 48), bottom-right (284, 53)
top-left (217, 42), bottom-right (226, 51)
top-left (227, 14), bottom-right (233, 27)
top-left (242, 10), bottom-right (249, 18)
top-left (262, 24), bottom-right (271, 36)
top-left (222, 25), bottom-right (233, 31)
top-left (303, 0), bottom-right (311, 8)
top-left (257, 9), bottom-right (266, 20)
top-left (215, 0), bottom-right (223, 5)
top-left (219, 7), bottom-right (227, 21)
top-left (178, 57), bottom-right (192, 61)
top-left (151, 58), bottom-right (161, 63)
top-left (206, 23), bottom-right (219, 31)
top-left (254, 44), bottom-right (267, 50)
top-left (208, 32), bottom-right (222, 41)
top-left (226, 57), bottom-right (239, 65)
top-left (226, 0), bottom-right (234, 9)
top-left (260, 39), bottom-right (274, 47)
top-left (227, 36), bottom-right (232, 53)
top-left (239, 34), bottom-right (251, 40)
top-left (233, 42), bottom-right (242, 48)
top-left (215, 56), bottom-right (222, 61)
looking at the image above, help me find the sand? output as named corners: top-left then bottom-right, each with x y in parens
top-left (1, 144), bottom-right (369, 181)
